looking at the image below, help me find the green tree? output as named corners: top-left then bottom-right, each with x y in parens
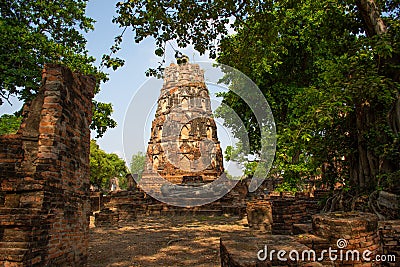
top-left (0, 0), bottom-right (116, 137)
top-left (90, 139), bottom-right (128, 190)
top-left (224, 143), bottom-right (257, 177)
top-left (130, 151), bottom-right (146, 180)
top-left (0, 114), bottom-right (22, 135)
top-left (112, 0), bottom-right (399, 199)
top-left (216, 1), bottom-right (400, 194)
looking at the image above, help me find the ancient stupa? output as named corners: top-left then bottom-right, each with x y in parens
top-left (141, 56), bottom-right (224, 187)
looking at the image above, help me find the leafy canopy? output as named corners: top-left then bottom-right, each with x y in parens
top-left (130, 151), bottom-right (146, 180)
top-left (112, 0), bottom-right (400, 193)
top-left (0, 0), bottom-right (116, 137)
top-left (215, 0), bottom-right (400, 192)
top-left (90, 139), bottom-right (128, 190)
top-left (0, 114), bottom-right (22, 135)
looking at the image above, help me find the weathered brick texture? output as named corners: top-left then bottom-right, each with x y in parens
top-left (378, 220), bottom-right (400, 266)
top-left (141, 60), bottom-right (224, 188)
top-left (246, 192), bottom-right (322, 235)
top-left (93, 182), bottom-right (248, 228)
top-left (0, 64), bottom-right (94, 266)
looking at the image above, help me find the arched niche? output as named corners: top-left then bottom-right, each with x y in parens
top-left (207, 126), bottom-right (213, 139)
top-left (199, 89), bottom-right (208, 98)
top-left (211, 157), bottom-right (216, 168)
top-left (153, 156), bottom-right (159, 170)
top-left (161, 99), bottom-right (168, 112)
top-left (157, 126), bottom-right (163, 139)
top-left (181, 97), bottom-right (188, 110)
top-left (179, 155), bottom-right (191, 171)
top-left (201, 99), bottom-right (206, 110)
top-left (180, 124), bottom-right (190, 139)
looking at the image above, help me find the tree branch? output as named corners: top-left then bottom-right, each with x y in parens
top-left (355, 0), bottom-right (387, 37)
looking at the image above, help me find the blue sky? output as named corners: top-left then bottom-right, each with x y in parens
top-left (84, 0), bottom-right (160, 158)
top-left (83, 1), bottom-right (219, 160)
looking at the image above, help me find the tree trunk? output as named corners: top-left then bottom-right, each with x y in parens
top-left (349, 101), bottom-right (379, 191)
top-left (389, 93), bottom-right (400, 136)
top-left (349, 0), bottom-right (400, 192)
top-left (356, 0), bottom-right (400, 148)
top-left (355, 0), bottom-right (387, 37)
top-left (356, 0), bottom-right (400, 140)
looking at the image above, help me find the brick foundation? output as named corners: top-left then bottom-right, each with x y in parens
top-left (246, 193), bottom-right (321, 235)
top-left (216, 188), bottom-right (397, 267)
top-left (93, 180), bottom-right (249, 228)
top-left (0, 65), bottom-right (94, 266)
top-left (313, 212), bottom-right (380, 266)
top-left (220, 232), bottom-right (321, 267)
top-left (378, 220), bottom-right (400, 266)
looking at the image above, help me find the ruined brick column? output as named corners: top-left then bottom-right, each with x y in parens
top-left (141, 60), bottom-right (224, 190)
top-left (0, 64), bottom-right (94, 266)
top-left (313, 212), bottom-right (380, 266)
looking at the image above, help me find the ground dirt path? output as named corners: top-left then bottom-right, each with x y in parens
top-left (88, 215), bottom-right (249, 267)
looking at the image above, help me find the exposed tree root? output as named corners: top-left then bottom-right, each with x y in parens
top-left (322, 195), bottom-right (334, 213)
top-left (322, 190), bottom-right (345, 212)
top-left (350, 193), bottom-right (360, 211)
top-left (368, 190), bottom-right (386, 220)
top-left (321, 189), bottom-right (390, 220)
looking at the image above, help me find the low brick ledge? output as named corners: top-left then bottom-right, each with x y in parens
top-left (220, 231), bottom-right (323, 267)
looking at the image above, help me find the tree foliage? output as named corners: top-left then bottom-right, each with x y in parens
top-left (90, 139), bottom-right (128, 190)
top-left (0, 0), bottom-right (116, 137)
top-left (224, 143), bottom-right (257, 177)
top-left (216, 0), bottom-right (400, 193)
top-left (0, 114), bottom-right (21, 135)
top-left (113, 0), bottom-right (400, 194)
top-left (130, 151), bottom-right (146, 180)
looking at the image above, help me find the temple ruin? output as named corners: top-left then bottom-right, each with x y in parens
top-left (0, 65), bottom-right (94, 266)
top-left (1, 64), bottom-right (398, 267)
top-left (141, 58), bottom-right (224, 186)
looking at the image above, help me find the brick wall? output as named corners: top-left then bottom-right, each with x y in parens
top-left (313, 212), bottom-right (380, 266)
top-left (270, 194), bottom-right (320, 235)
top-left (378, 220), bottom-right (400, 265)
top-left (0, 64), bottom-right (94, 266)
top-left (93, 181), bottom-right (249, 228)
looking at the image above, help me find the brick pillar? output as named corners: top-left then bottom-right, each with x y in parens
top-left (0, 64), bottom-right (95, 266)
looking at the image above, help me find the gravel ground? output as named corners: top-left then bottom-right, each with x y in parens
top-left (88, 215), bottom-right (249, 267)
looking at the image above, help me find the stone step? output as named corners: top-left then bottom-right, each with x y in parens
top-left (220, 231), bottom-right (322, 267)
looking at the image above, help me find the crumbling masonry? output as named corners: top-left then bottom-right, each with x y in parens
top-left (0, 65), bottom-right (94, 266)
top-left (141, 60), bottom-right (224, 187)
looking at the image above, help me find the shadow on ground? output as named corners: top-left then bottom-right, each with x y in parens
top-left (88, 215), bottom-right (249, 267)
